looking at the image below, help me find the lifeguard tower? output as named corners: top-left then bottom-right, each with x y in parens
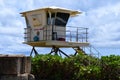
top-left (21, 7), bottom-right (89, 57)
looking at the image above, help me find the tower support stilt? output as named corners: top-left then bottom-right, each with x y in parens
top-left (30, 46), bottom-right (86, 57)
top-left (49, 46), bottom-right (69, 57)
top-left (30, 47), bottom-right (38, 56)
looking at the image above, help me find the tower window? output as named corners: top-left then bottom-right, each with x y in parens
top-left (55, 12), bottom-right (70, 26)
top-left (47, 12), bottom-right (70, 26)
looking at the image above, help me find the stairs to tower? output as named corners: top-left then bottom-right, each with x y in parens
top-left (73, 47), bottom-right (87, 55)
top-left (72, 45), bottom-right (101, 66)
top-left (73, 45), bottom-right (101, 58)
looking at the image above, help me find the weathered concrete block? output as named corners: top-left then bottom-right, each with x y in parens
top-left (0, 54), bottom-right (35, 80)
top-left (20, 73), bottom-right (35, 80)
top-left (0, 74), bottom-right (35, 80)
top-left (0, 75), bottom-right (19, 80)
top-left (0, 54), bottom-right (31, 75)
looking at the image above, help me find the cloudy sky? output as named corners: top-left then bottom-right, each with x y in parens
top-left (0, 0), bottom-right (120, 56)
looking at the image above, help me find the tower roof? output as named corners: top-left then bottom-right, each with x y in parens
top-left (20, 6), bottom-right (81, 17)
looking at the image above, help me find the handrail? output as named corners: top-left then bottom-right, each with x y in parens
top-left (24, 25), bottom-right (88, 43)
top-left (89, 45), bottom-right (102, 58)
top-left (67, 26), bottom-right (88, 29)
top-left (83, 45), bottom-right (101, 58)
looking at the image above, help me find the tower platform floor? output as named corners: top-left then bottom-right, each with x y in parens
top-left (23, 41), bottom-right (89, 48)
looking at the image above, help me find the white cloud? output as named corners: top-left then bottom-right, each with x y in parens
top-left (67, 1), bottom-right (120, 48)
top-left (69, 2), bottom-right (120, 48)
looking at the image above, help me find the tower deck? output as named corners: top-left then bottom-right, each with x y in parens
top-left (23, 41), bottom-right (89, 48)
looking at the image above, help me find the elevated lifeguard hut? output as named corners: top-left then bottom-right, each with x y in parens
top-left (21, 6), bottom-right (89, 57)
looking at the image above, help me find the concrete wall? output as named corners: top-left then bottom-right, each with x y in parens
top-left (0, 54), bottom-right (35, 80)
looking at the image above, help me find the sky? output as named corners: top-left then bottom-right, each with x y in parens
top-left (0, 0), bottom-right (120, 56)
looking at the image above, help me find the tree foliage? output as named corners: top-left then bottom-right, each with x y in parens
top-left (101, 55), bottom-right (120, 80)
top-left (31, 53), bottom-right (120, 80)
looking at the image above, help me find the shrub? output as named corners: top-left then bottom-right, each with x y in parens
top-left (101, 55), bottom-right (120, 80)
top-left (31, 54), bottom-right (120, 80)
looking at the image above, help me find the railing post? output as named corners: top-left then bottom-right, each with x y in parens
top-left (24, 28), bottom-right (26, 42)
top-left (86, 28), bottom-right (88, 42)
top-left (70, 31), bottom-right (72, 41)
top-left (76, 27), bottom-right (78, 42)
top-left (24, 28), bottom-right (32, 42)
